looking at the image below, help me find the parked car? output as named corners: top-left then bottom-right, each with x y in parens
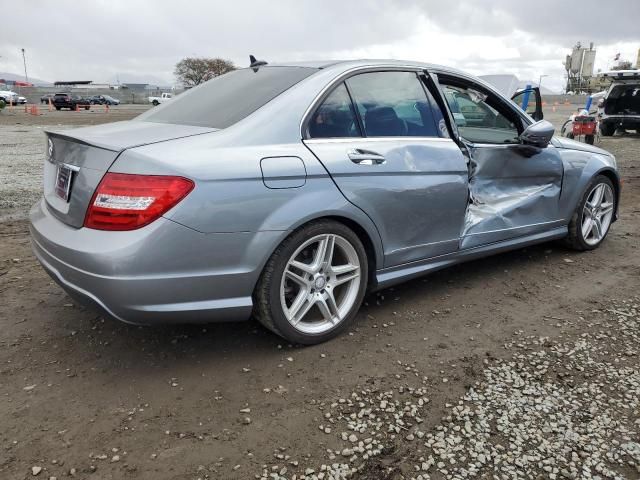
top-left (41, 93), bottom-right (56, 104)
top-left (0, 90), bottom-right (19, 104)
top-left (88, 95), bottom-right (120, 105)
top-left (598, 70), bottom-right (640, 136)
top-left (52, 93), bottom-right (89, 110)
top-left (30, 60), bottom-right (620, 344)
top-left (148, 92), bottom-right (172, 106)
top-left (17, 95), bottom-right (27, 104)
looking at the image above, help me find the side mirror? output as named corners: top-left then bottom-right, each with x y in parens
top-left (520, 120), bottom-right (554, 148)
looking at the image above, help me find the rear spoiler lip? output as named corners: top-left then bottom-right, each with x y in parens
top-left (44, 122), bottom-right (219, 153)
top-left (45, 130), bottom-right (119, 153)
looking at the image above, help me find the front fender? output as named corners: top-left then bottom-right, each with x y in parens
top-left (558, 148), bottom-right (619, 222)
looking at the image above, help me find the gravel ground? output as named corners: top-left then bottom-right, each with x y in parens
top-left (0, 105), bottom-right (639, 480)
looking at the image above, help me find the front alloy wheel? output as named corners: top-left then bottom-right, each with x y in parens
top-left (581, 182), bottom-right (615, 246)
top-left (566, 175), bottom-right (616, 250)
top-left (254, 220), bottom-right (368, 344)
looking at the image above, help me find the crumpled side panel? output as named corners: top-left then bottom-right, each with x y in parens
top-left (461, 145), bottom-right (564, 249)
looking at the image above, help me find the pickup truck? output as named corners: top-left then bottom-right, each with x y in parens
top-left (148, 92), bottom-right (172, 106)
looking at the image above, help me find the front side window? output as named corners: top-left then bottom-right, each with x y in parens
top-left (139, 66), bottom-right (317, 129)
top-left (441, 83), bottom-right (520, 144)
top-left (346, 72), bottom-right (440, 137)
top-left (308, 83), bottom-right (361, 138)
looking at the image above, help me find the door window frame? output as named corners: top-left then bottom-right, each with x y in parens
top-left (302, 67), bottom-right (449, 141)
top-left (426, 71), bottom-right (534, 146)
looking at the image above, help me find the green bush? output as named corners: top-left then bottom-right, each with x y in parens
top-left (0, 99), bottom-right (5, 111)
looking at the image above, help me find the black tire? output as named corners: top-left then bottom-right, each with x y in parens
top-left (600, 122), bottom-right (615, 136)
top-left (253, 220), bottom-right (369, 344)
top-left (564, 175), bottom-right (615, 251)
top-left (152, 100), bottom-right (159, 106)
top-left (585, 134), bottom-right (594, 145)
top-left (84, 106), bottom-right (89, 110)
top-left (566, 132), bottom-right (574, 139)
top-left (55, 106), bottom-right (61, 111)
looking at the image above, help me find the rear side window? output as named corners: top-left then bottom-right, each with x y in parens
top-left (139, 66), bottom-right (317, 129)
top-left (308, 83), bottom-right (361, 138)
top-left (346, 72), bottom-right (440, 137)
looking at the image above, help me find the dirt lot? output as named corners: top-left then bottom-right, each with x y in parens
top-left (1, 105), bottom-right (639, 480)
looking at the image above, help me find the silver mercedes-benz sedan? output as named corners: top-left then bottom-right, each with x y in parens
top-left (30, 59), bottom-right (620, 344)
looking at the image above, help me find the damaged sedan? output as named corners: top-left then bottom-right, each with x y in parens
top-left (30, 60), bottom-right (620, 344)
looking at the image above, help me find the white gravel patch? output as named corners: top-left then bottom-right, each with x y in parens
top-left (258, 299), bottom-right (639, 480)
top-left (0, 125), bottom-right (76, 221)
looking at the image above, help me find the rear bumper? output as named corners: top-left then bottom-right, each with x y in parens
top-left (601, 116), bottom-right (640, 129)
top-left (29, 198), bottom-right (282, 325)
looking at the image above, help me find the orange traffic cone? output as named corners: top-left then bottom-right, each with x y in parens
top-left (24, 103), bottom-right (28, 113)
top-left (75, 104), bottom-right (79, 112)
top-left (105, 104), bottom-right (109, 113)
top-left (48, 97), bottom-right (53, 112)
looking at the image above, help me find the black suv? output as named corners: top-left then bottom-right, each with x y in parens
top-left (599, 71), bottom-right (640, 135)
top-left (53, 93), bottom-right (89, 111)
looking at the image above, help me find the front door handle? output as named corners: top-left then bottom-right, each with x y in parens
top-left (347, 148), bottom-right (386, 165)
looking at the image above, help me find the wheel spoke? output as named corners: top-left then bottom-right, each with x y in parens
top-left (310, 235), bottom-right (335, 271)
top-left (331, 263), bottom-right (359, 275)
top-left (287, 290), bottom-right (315, 325)
top-left (582, 217), bottom-right (594, 239)
top-left (583, 206), bottom-right (591, 220)
top-left (290, 260), bottom-right (315, 274)
top-left (592, 217), bottom-right (602, 240)
top-left (285, 269), bottom-right (308, 287)
top-left (317, 292), bottom-right (339, 323)
top-left (599, 202), bottom-right (614, 217)
top-left (591, 184), bottom-right (604, 208)
top-left (334, 269), bottom-right (360, 287)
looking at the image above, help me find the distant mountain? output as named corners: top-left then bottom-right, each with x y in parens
top-left (0, 72), bottom-right (52, 86)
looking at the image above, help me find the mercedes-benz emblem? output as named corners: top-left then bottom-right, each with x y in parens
top-left (47, 138), bottom-right (54, 162)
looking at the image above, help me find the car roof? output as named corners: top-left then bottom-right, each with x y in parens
top-left (267, 59), bottom-right (468, 76)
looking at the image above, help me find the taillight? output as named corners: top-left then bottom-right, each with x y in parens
top-left (84, 173), bottom-right (194, 231)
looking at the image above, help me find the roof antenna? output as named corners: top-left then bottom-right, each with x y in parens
top-left (249, 54), bottom-right (268, 71)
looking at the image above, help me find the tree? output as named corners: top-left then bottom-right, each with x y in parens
top-left (174, 57), bottom-right (236, 87)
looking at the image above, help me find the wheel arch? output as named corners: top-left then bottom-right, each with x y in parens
top-left (253, 212), bottom-right (384, 297)
top-left (593, 167), bottom-right (621, 222)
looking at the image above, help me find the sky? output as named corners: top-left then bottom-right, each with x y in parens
top-left (1, 0), bottom-right (639, 92)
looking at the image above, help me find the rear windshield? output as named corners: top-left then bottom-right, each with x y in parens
top-left (138, 66), bottom-right (317, 129)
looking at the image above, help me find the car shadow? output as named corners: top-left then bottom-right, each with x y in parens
top-left (49, 239), bottom-right (575, 373)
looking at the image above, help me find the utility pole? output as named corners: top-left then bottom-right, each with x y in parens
top-left (538, 74), bottom-right (548, 89)
top-left (21, 48), bottom-right (28, 83)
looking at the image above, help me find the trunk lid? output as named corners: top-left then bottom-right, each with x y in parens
top-left (43, 121), bottom-right (216, 228)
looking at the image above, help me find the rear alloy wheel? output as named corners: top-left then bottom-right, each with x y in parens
top-left (565, 175), bottom-right (615, 251)
top-left (254, 220), bottom-right (368, 344)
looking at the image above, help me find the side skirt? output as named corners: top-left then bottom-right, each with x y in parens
top-left (374, 226), bottom-right (568, 291)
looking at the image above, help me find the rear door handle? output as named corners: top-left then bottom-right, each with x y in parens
top-left (347, 148), bottom-right (386, 165)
